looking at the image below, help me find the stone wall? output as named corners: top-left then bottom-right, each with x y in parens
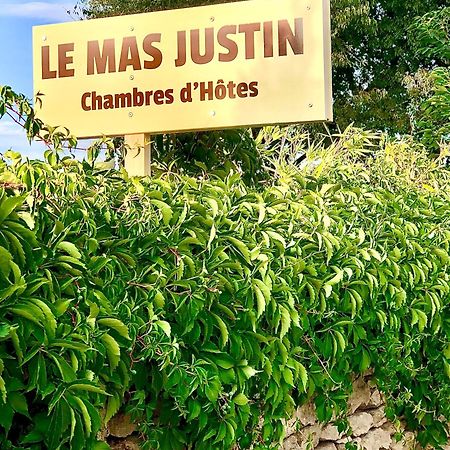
top-left (282, 375), bottom-right (449, 450)
top-left (102, 374), bottom-right (449, 449)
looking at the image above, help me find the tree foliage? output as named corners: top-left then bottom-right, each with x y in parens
top-left (405, 8), bottom-right (450, 149)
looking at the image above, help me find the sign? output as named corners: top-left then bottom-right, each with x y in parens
top-left (33, 0), bottom-right (332, 138)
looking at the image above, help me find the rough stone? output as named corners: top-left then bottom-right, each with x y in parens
top-left (284, 414), bottom-right (301, 438)
top-left (285, 403), bottom-right (317, 437)
top-left (370, 406), bottom-right (387, 427)
top-left (298, 402), bottom-right (317, 427)
top-left (282, 435), bottom-right (301, 450)
top-left (320, 424), bottom-right (341, 441)
top-left (381, 422), bottom-right (396, 436)
top-left (281, 376), bottom-right (450, 450)
top-left (348, 377), bottom-right (372, 414)
top-left (316, 443), bottom-right (337, 450)
top-left (108, 413), bottom-right (137, 438)
top-left (359, 428), bottom-right (392, 450)
top-left (297, 423), bottom-right (322, 449)
top-left (389, 431), bottom-right (416, 450)
top-left (336, 437), bottom-right (352, 444)
top-left (349, 412), bottom-right (374, 437)
top-left (109, 437), bottom-right (141, 450)
top-left (369, 389), bottom-right (383, 408)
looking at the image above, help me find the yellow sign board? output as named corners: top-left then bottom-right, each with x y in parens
top-left (33, 0), bottom-right (332, 138)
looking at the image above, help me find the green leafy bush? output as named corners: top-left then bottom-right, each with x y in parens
top-left (406, 7), bottom-right (450, 149)
top-left (0, 88), bottom-right (449, 449)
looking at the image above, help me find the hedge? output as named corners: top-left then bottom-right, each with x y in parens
top-left (0, 88), bottom-right (449, 449)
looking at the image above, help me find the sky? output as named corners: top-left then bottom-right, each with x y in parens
top-left (0, 0), bottom-right (78, 158)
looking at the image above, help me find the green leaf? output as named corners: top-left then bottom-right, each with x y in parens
top-left (0, 323), bottom-right (11, 339)
top-left (50, 340), bottom-right (90, 352)
top-left (240, 366), bottom-right (257, 379)
top-left (68, 384), bottom-right (110, 396)
top-left (48, 353), bottom-right (77, 382)
top-left (207, 224), bottom-right (216, 250)
top-left (17, 212), bottom-right (35, 229)
top-left (433, 248), bottom-right (450, 265)
top-left (211, 313), bottom-right (228, 348)
top-left (233, 393), bottom-right (249, 406)
top-left (444, 344), bottom-right (450, 360)
top-left (105, 393), bottom-right (121, 423)
top-left (279, 305), bottom-right (291, 339)
top-left (0, 195), bottom-right (26, 224)
top-left (9, 327), bottom-right (23, 362)
top-left (28, 298), bottom-right (57, 339)
top-left (154, 290), bottom-right (165, 308)
top-left (9, 391), bottom-right (29, 418)
top-left (327, 269), bottom-right (344, 286)
top-left (253, 284), bottom-right (266, 319)
top-left (97, 318), bottom-right (130, 340)
top-left (150, 199), bottom-right (173, 226)
top-left (323, 282), bottom-right (333, 298)
top-left (211, 355), bottom-right (234, 370)
top-left (283, 367), bottom-right (294, 386)
top-left (93, 442), bottom-right (112, 450)
top-left (298, 363), bottom-right (308, 392)
top-left (101, 333), bottom-right (120, 370)
top-left (72, 395), bottom-right (92, 434)
top-left (266, 230), bottom-right (286, 248)
top-left (205, 382), bottom-right (220, 403)
top-left (188, 402), bottom-right (202, 422)
top-left (155, 320), bottom-right (171, 337)
top-left (0, 246), bottom-right (12, 279)
top-left (0, 404), bottom-right (14, 434)
top-left (56, 241), bottom-right (82, 260)
top-left (360, 348), bottom-right (371, 372)
top-left (227, 237), bottom-right (251, 263)
top-left (445, 361), bottom-right (450, 380)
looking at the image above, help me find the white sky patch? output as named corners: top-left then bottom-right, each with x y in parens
top-left (0, 2), bottom-right (74, 21)
top-left (0, 119), bottom-right (91, 160)
top-left (0, 120), bottom-right (24, 137)
top-left (0, 119), bottom-right (42, 158)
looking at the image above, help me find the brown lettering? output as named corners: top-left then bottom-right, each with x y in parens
top-left (237, 82), bottom-right (248, 98)
top-left (58, 43), bottom-right (75, 78)
top-left (133, 88), bottom-right (144, 106)
top-left (92, 91), bottom-right (103, 110)
top-left (145, 91), bottom-right (153, 105)
top-left (175, 31), bottom-right (187, 67)
top-left (238, 23), bottom-right (260, 60)
top-left (249, 81), bottom-right (259, 97)
top-left (165, 89), bottom-right (174, 104)
top-left (278, 18), bottom-right (303, 56)
top-left (153, 90), bottom-right (165, 105)
top-left (104, 94), bottom-right (114, 109)
top-left (200, 81), bottom-right (214, 101)
top-left (191, 28), bottom-right (214, 65)
top-left (87, 39), bottom-right (116, 75)
top-left (143, 34), bottom-right (162, 69)
top-left (115, 92), bottom-right (132, 108)
top-left (119, 37), bottom-right (141, 72)
top-left (41, 46), bottom-right (57, 79)
top-left (263, 22), bottom-right (274, 58)
top-left (218, 25), bottom-right (238, 62)
top-left (227, 80), bottom-right (237, 98)
top-left (81, 92), bottom-right (91, 111)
